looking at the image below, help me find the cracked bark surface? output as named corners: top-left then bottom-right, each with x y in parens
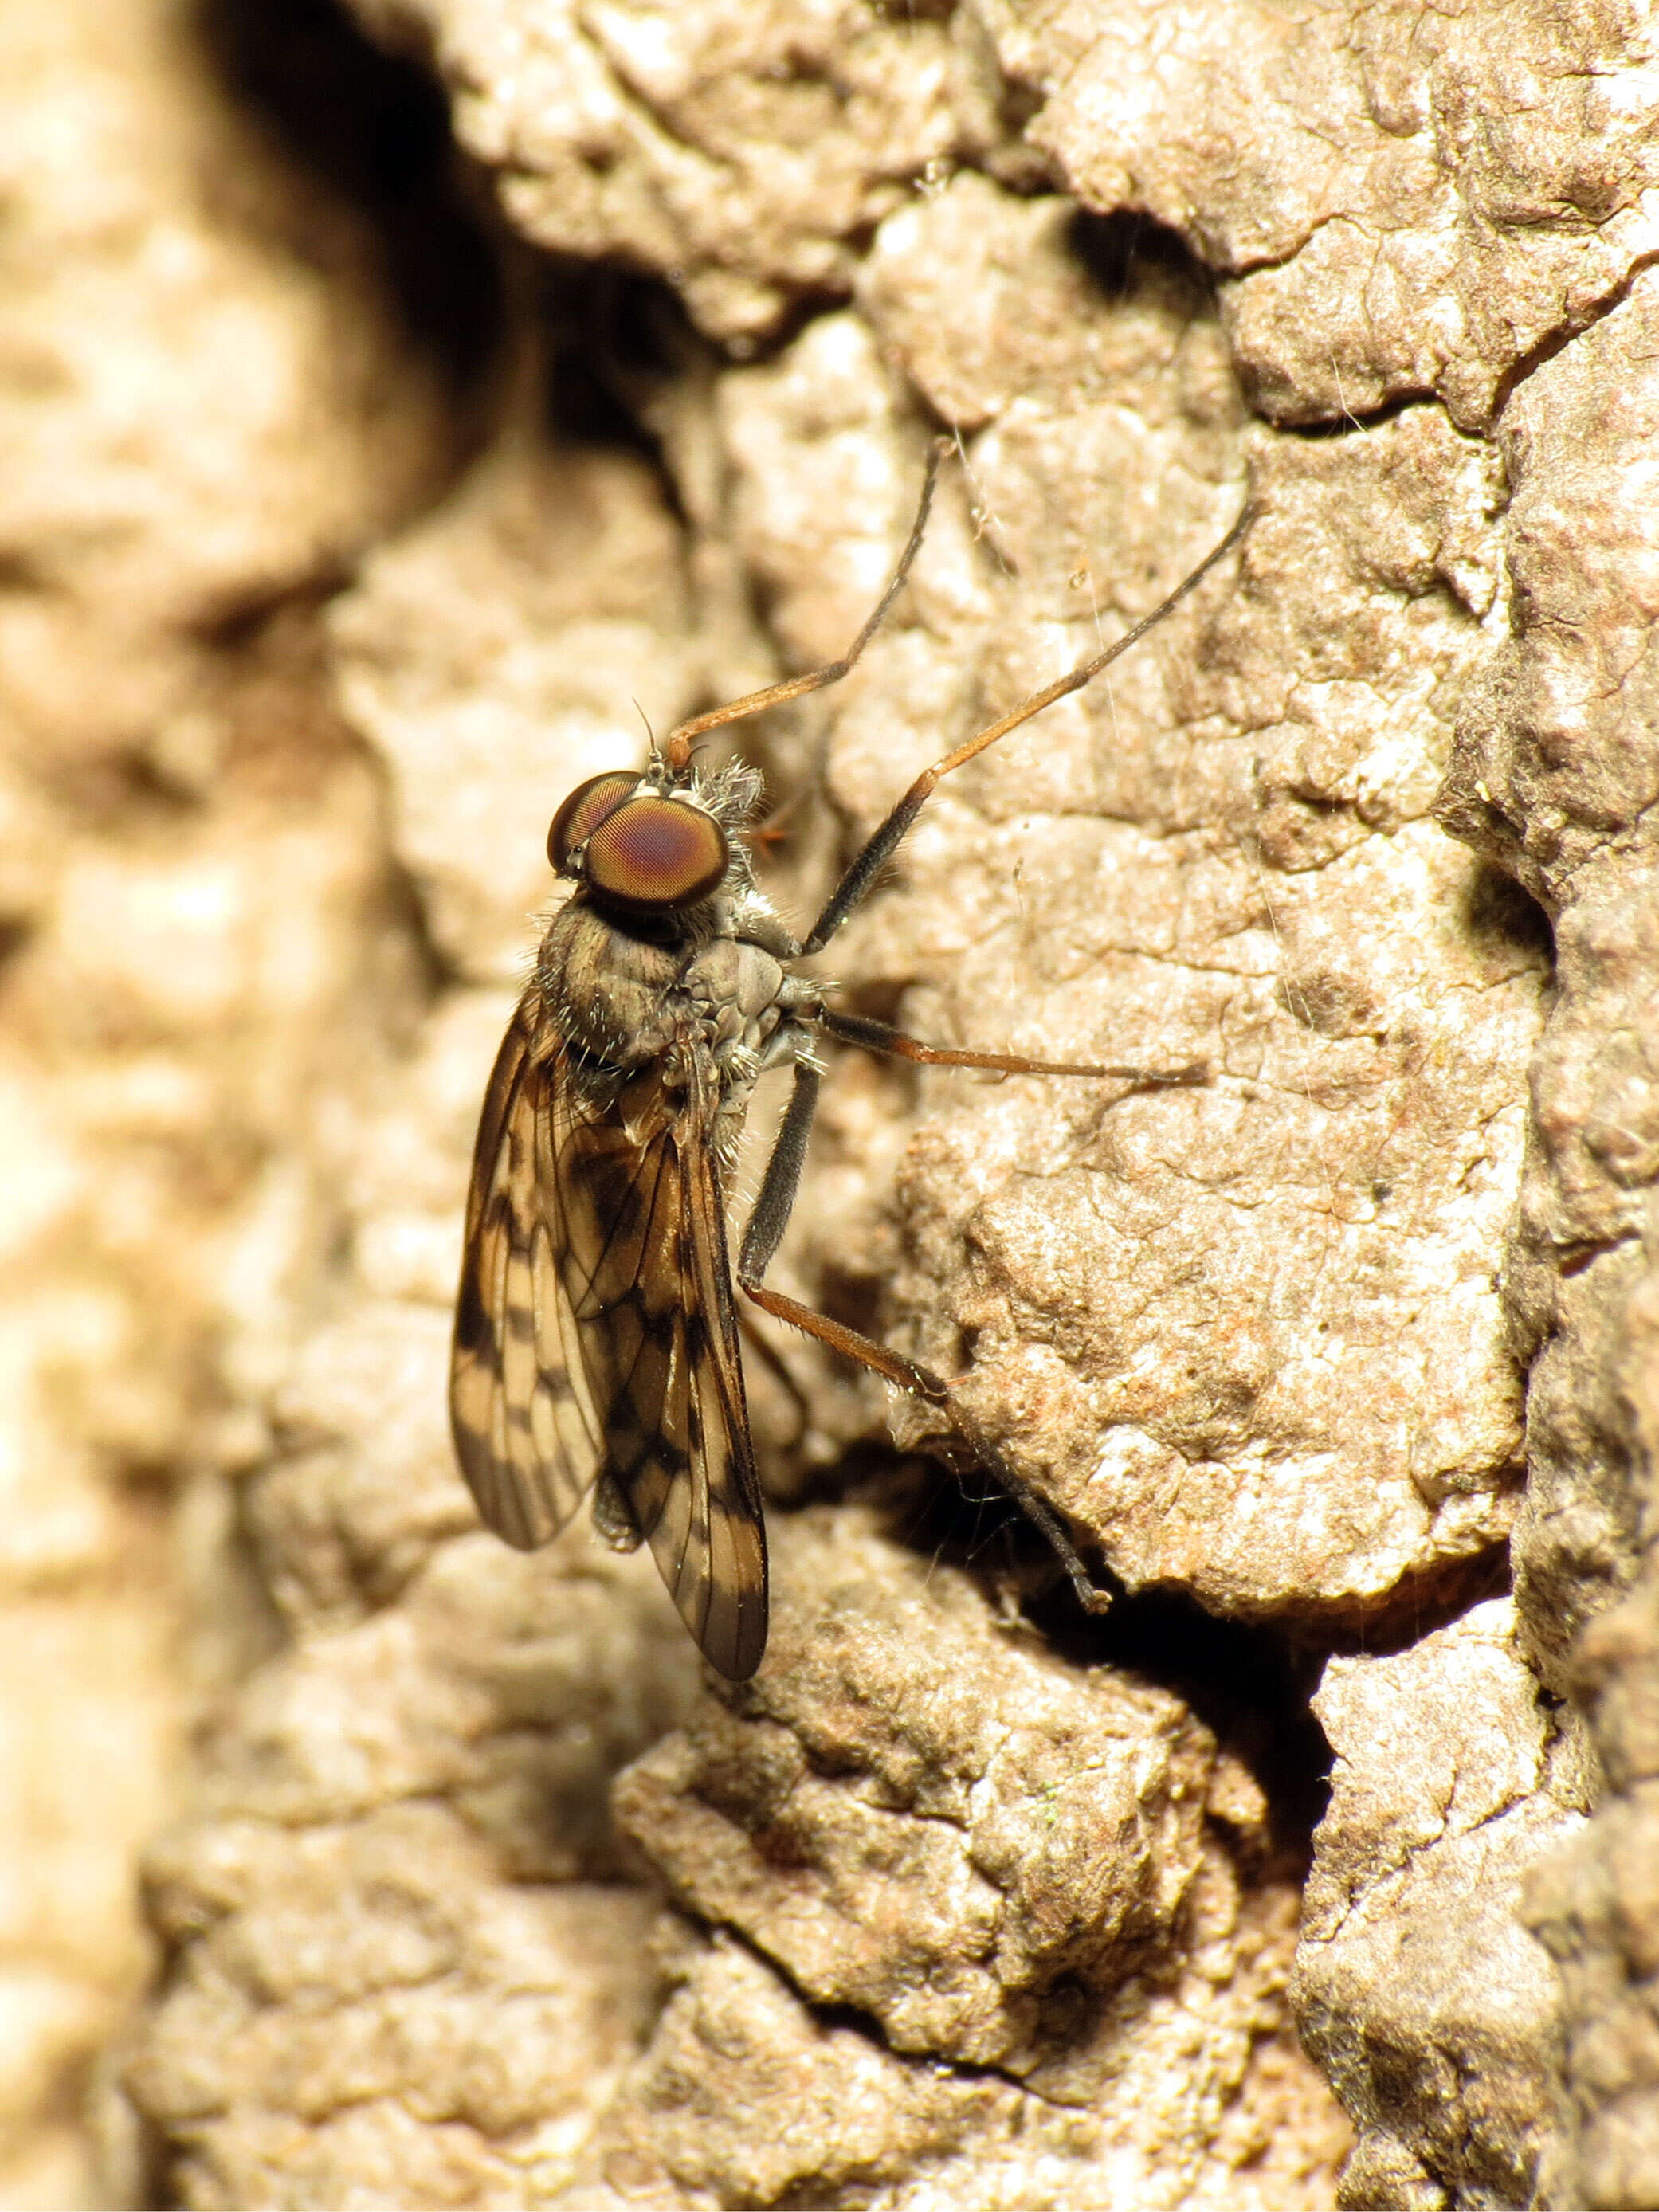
top-left (1438, 269), bottom-right (1659, 2211)
top-left (2, 0), bottom-right (1653, 2206)
top-left (1294, 1598), bottom-right (1593, 2207)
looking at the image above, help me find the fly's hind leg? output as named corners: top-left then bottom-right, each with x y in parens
top-left (736, 1058), bottom-right (1112, 1617)
top-left (736, 1307), bottom-right (811, 1445)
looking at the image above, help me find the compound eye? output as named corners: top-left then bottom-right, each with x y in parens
top-left (547, 771), bottom-right (641, 873)
top-left (585, 794), bottom-right (728, 909)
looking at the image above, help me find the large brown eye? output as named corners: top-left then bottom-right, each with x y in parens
top-left (584, 794), bottom-right (728, 909)
top-left (547, 771), bottom-right (641, 872)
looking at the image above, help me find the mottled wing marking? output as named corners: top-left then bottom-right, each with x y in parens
top-left (556, 1062), bottom-right (768, 1681)
top-left (449, 990), bottom-right (601, 1549)
top-left (453, 1000), bottom-right (768, 1679)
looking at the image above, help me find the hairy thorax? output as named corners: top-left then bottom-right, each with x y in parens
top-left (537, 900), bottom-right (793, 1097)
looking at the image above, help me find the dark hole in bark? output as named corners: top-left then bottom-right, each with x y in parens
top-left (869, 1460), bottom-right (1335, 1870)
top-left (536, 262), bottom-right (692, 461)
top-left (1039, 1578), bottom-right (1335, 1867)
top-left (191, 0), bottom-right (504, 405)
top-left (1462, 859), bottom-right (1555, 968)
top-left (1068, 206), bottom-right (1209, 305)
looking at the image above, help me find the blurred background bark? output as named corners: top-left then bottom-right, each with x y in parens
top-left (1, 1), bottom-right (1654, 2206)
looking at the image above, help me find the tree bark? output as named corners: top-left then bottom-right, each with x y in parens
top-left (2, 2), bottom-right (1653, 2206)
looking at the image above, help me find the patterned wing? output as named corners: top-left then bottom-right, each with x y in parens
top-left (450, 990), bottom-right (602, 1549)
top-left (555, 1062), bottom-right (769, 1680)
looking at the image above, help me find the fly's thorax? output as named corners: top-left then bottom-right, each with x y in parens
top-left (536, 900), bottom-right (688, 1069)
top-left (682, 935), bottom-right (783, 1025)
top-left (680, 935), bottom-right (794, 1100)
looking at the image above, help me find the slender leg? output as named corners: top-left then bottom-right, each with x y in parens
top-left (737, 1061), bottom-right (1112, 1617)
top-left (817, 1006), bottom-right (1208, 1091)
top-left (661, 439), bottom-right (950, 774)
top-left (802, 498), bottom-right (1252, 955)
top-left (736, 1307), bottom-right (810, 1442)
top-left (737, 1058), bottom-right (822, 1290)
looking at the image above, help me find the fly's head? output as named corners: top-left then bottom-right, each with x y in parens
top-left (547, 755), bottom-right (767, 939)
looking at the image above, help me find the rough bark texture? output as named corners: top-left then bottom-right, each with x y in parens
top-left (2, 0), bottom-right (1654, 2207)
